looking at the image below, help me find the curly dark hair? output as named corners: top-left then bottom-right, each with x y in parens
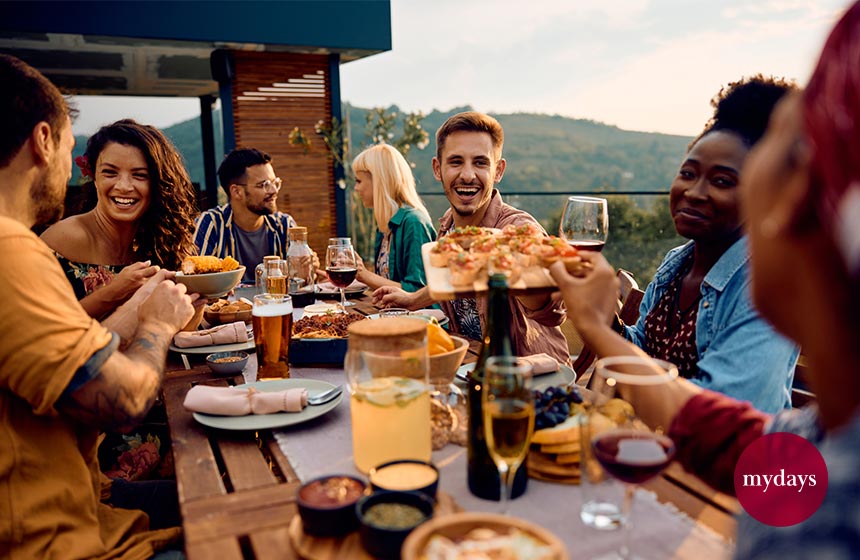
top-left (85, 119), bottom-right (197, 270)
top-left (691, 74), bottom-right (797, 150)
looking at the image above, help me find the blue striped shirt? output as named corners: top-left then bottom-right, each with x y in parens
top-left (194, 203), bottom-right (297, 265)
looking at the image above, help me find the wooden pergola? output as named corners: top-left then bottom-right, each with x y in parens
top-left (0, 0), bottom-right (391, 253)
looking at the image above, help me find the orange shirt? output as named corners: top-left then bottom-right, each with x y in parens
top-left (0, 217), bottom-right (179, 559)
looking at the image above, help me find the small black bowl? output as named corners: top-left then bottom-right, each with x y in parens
top-left (356, 490), bottom-right (434, 559)
top-left (296, 475), bottom-right (367, 537)
top-left (368, 459), bottom-right (439, 500)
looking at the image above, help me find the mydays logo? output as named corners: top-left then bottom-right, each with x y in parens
top-left (734, 432), bottom-right (828, 527)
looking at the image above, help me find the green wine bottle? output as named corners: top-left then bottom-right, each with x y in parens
top-left (467, 273), bottom-right (528, 500)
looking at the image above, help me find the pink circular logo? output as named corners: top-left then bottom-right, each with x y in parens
top-left (734, 432), bottom-right (827, 527)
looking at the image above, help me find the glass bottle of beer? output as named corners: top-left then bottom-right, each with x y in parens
top-left (467, 273), bottom-right (527, 499)
top-left (256, 255), bottom-right (279, 295)
top-left (287, 226), bottom-right (316, 307)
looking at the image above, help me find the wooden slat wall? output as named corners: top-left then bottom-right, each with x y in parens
top-left (231, 51), bottom-right (336, 256)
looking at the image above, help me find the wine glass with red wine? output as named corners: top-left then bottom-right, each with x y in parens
top-left (587, 356), bottom-right (678, 559)
top-left (559, 196), bottom-right (608, 252)
top-left (325, 243), bottom-right (357, 313)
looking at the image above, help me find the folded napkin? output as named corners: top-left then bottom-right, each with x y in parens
top-left (520, 353), bottom-right (560, 375)
top-left (183, 385), bottom-right (309, 416)
top-left (317, 280), bottom-right (368, 292)
top-left (413, 309), bottom-right (447, 322)
top-left (173, 321), bottom-right (248, 348)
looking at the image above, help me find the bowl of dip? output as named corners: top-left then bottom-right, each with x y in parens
top-left (369, 459), bottom-right (439, 500)
top-left (296, 475), bottom-right (367, 537)
top-left (356, 490), bottom-right (434, 559)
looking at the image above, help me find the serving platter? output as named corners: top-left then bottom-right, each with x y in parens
top-left (422, 242), bottom-right (558, 301)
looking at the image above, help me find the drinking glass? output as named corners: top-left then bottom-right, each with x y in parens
top-left (325, 243), bottom-right (358, 313)
top-left (586, 356), bottom-right (679, 559)
top-left (482, 356), bottom-right (535, 514)
top-left (252, 293), bottom-right (293, 379)
top-left (559, 196), bottom-right (609, 252)
top-left (328, 237), bottom-right (353, 247)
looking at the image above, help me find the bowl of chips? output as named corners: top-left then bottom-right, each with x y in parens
top-left (204, 298), bottom-right (253, 325)
top-left (174, 256), bottom-right (245, 299)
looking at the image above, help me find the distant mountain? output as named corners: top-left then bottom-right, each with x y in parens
top-left (74, 105), bottom-right (689, 192)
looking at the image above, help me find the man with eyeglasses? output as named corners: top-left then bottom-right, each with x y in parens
top-left (195, 148), bottom-right (298, 283)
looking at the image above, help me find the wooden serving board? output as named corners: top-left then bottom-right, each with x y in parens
top-left (287, 491), bottom-right (461, 560)
top-left (422, 242), bottom-right (558, 301)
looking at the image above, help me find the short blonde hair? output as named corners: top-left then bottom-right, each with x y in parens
top-left (352, 143), bottom-right (431, 233)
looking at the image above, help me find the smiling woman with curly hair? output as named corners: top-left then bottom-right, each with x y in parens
top-left (41, 119), bottom-right (198, 319)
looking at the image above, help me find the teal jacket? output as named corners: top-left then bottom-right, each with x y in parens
top-left (374, 206), bottom-right (436, 293)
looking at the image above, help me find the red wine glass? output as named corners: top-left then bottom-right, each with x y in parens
top-left (559, 196), bottom-right (608, 252)
top-left (587, 356), bottom-right (678, 559)
top-left (325, 243), bottom-right (357, 313)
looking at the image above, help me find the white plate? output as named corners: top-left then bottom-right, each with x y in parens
top-left (169, 339), bottom-right (255, 355)
top-left (192, 379), bottom-right (343, 431)
top-left (454, 362), bottom-right (577, 386)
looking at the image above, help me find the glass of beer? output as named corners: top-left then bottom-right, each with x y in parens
top-left (252, 293), bottom-right (293, 379)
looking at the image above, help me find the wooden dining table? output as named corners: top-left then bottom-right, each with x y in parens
top-left (162, 294), bottom-right (739, 559)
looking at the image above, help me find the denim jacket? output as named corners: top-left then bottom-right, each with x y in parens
top-left (624, 237), bottom-right (799, 413)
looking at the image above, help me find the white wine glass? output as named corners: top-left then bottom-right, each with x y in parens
top-left (482, 356), bottom-right (535, 514)
top-left (559, 196), bottom-right (609, 252)
top-left (588, 356), bottom-right (678, 559)
top-left (325, 244), bottom-right (357, 313)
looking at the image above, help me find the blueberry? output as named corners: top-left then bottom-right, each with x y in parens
top-left (559, 402), bottom-right (570, 416)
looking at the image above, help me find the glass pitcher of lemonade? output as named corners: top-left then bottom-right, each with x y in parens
top-left (346, 317), bottom-right (432, 473)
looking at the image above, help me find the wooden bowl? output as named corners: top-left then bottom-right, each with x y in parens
top-left (428, 336), bottom-right (469, 387)
top-left (401, 511), bottom-right (569, 560)
top-left (204, 306), bottom-right (252, 325)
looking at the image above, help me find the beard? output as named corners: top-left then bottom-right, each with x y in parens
top-left (247, 200), bottom-right (276, 216)
top-left (30, 176), bottom-right (65, 227)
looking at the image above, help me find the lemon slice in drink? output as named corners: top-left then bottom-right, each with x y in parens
top-left (359, 377), bottom-right (397, 407)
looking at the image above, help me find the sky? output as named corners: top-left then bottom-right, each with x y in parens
top-left (71, 0), bottom-right (849, 138)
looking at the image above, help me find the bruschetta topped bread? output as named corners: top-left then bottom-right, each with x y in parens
top-left (444, 225), bottom-right (494, 249)
top-left (448, 251), bottom-right (481, 286)
top-left (429, 236), bottom-right (464, 267)
top-left (426, 231), bottom-right (584, 287)
top-left (537, 236), bottom-right (581, 271)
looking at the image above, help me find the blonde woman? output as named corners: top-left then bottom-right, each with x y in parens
top-left (352, 143), bottom-right (436, 292)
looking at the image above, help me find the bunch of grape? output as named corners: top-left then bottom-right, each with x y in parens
top-left (533, 385), bottom-right (583, 430)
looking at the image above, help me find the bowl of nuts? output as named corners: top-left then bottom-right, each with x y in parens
top-left (204, 298), bottom-right (253, 325)
top-left (205, 351), bottom-right (249, 376)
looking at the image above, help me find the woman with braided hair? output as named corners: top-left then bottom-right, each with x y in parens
top-left (42, 119), bottom-right (198, 320)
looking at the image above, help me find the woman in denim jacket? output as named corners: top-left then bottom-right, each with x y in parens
top-left (583, 77), bottom-right (800, 413)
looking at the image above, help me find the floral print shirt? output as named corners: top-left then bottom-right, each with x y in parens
top-left (54, 254), bottom-right (121, 300)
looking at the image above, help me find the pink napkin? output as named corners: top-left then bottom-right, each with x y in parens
top-left (173, 321), bottom-right (248, 348)
top-left (413, 309), bottom-right (447, 322)
top-left (520, 353), bottom-right (560, 375)
top-left (183, 385), bottom-right (309, 416)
